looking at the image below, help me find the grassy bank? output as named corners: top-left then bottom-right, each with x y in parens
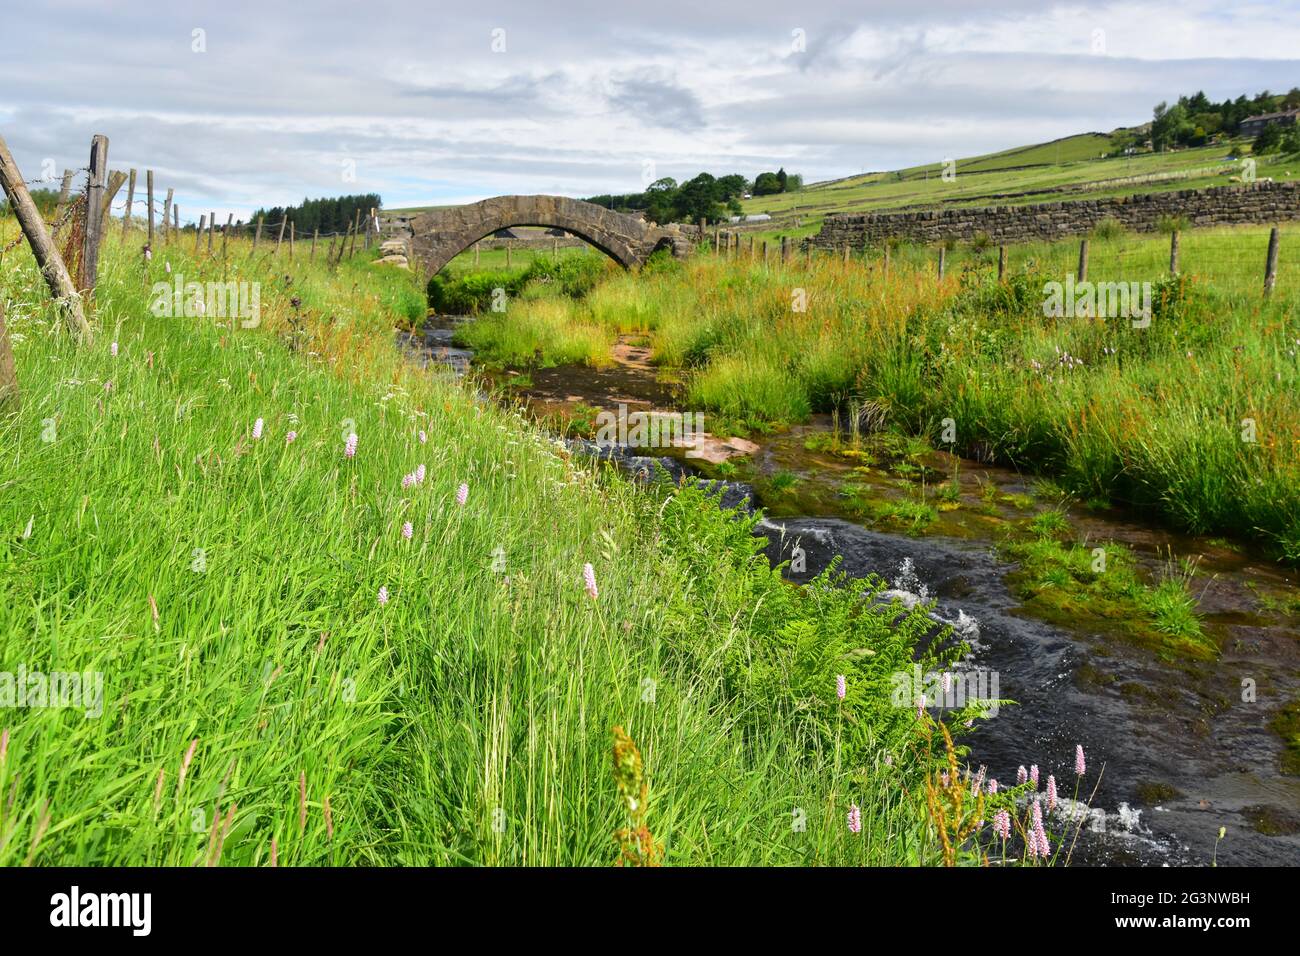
top-left (0, 219), bottom-right (989, 865)
top-left (459, 225), bottom-right (1300, 562)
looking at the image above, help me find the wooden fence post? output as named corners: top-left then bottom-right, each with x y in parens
top-left (938, 245), bottom-right (946, 280)
top-left (275, 217), bottom-right (286, 255)
top-left (222, 213), bottom-right (233, 261)
top-left (100, 169), bottom-right (126, 222)
top-left (780, 236), bottom-right (790, 263)
top-left (1264, 226), bottom-right (1280, 297)
top-left (311, 228), bottom-right (319, 261)
top-left (253, 215), bottom-right (264, 252)
top-left (1169, 230), bottom-right (1180, 274)
top-left (842, 243), bottom-right (850, 265)
top-left (0, 131), bottom-right (94, 340)
top-left (350, 209), bottom-right (361, 257)
top-left (289, 220), bottom-right (295, 260)
top-left (997, 245), bottom-right (1007, 282)
top-left (52, 169), bottom-right (73, 239)
top-left (121, 168), bottom-right (136, 238)
top-left (81, 135), bottom-right (109, 298)
top-left (762, 239), bottom-right (768, 266)
top-left (0, 299), bottom-right (17, 408)
top-left (1077, 238), bottom-right (1089, 283)
top-left (327, 235), bottom-right (337, 266)
top-left (146, 170), bottom-right (155, 247)
top-left (162, 188), bottom-right (173, 245)
top-left (713, 226), bottom-right (719, 254)
top-left (195, 214), bottom-right (205, 254)
top-left (172, 204), bottom-right (178, 236)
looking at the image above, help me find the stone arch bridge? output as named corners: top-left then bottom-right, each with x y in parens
top-left (408, 195), bottom-right (691, 275)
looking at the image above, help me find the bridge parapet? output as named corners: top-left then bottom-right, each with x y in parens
top-left (409, 195), bottom-right (688, 274)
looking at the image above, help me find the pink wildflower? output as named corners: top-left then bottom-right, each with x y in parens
top-left (401, 521), bottom-right (413, 540)
top-left (916, 695), bottom-right (926, 720)
top-left (1029, 764), bottom-right (1039, 790)
top-left (419, 430), bottom-right (427, 444)
top-left (1017, 765), bottom-right (1028, 786)
top-left (415, 464), bottom-right (426, 484)
top-left (836, 675), bottom-right (846, 700)
top-left (285, 431), bottom-right (297, 444)
top-left (987, 779), bottom-right (998, 795)
top-left (110, 341), bottom-right (118, 358)
top-left (582, 563), bottom-right (598, 600)
top-left (1075, 744), bottom-right (1086, 776)
top-left (1031, 799), bottom-right (1050, 858)
top-left (344, 433), bottom-right (358, 458)
top-left (847, 803), bottom-right (861, 834)
top-left (1047, 774), bottom-right (1058, 812)
top-left (252, 418), bottom-right (264, 440)
top-left (377, 586), bottom-right (389, 606)
top-left (993, 809), bottom-right (1011, 841)
top-left (456, 482), bottom-right (468, 506)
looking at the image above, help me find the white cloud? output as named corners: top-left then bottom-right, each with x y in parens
top-left (1, 0), bottom-right (1296, 218)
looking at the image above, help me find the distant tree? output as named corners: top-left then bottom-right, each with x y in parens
top-left (1254, 122), bottom-right (1285, 154)
top-left (776, 167), bottom-right (788, 191)
top-left (752, 171), bottom-right (782, 196)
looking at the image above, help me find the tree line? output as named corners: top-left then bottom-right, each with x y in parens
top-left (1120, 88), bottom-right (1300, 152)
top-left (586, 168), bottom-right (802, 224)
top-left (248, 193), bottom-right (382, 234)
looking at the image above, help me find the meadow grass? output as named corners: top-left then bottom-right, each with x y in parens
top-left (479, 224), bottom-right (1300, 562)
top-left (0, 218), bottom-right (979, 865)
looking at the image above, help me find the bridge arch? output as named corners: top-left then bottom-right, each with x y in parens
top-left (408, 195), bottom-right (688, 275)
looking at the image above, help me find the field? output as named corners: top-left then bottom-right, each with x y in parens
top-left (0, 214), bottom-right (1050, 866)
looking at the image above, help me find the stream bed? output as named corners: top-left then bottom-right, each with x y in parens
top-left (404, 315), bottom-right (1300, 866)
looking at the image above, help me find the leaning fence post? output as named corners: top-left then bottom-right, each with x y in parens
top-left (0, 131), bottom-right (94, 341)
top-left (1169, 230), bottom-right (1180, 274)
top-left (195, 214), bottom-right (205, 253)
top-left (997, 245), bottom-right (1007, 282)
top-left (275, 217), bottom-right (286, 255)
top-left (1264, 226), bottom-right (1280, 297)
top-left (207, 212), bottom-right (215, 255)
top-left (253, 215), bottom-right (264, 252)
top-left (100, 170), bottom-right (127, 221)
top-left (1077, 238), bottom-right (1089, 283)
top-left (222, 213), bottom-right (233, 261)
top-left (121, 168), bottom-right (136, 238)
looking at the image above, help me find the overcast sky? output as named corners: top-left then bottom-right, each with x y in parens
top-left (3, 0), bottom-right (1298, 223)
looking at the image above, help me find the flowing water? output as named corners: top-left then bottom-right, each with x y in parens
top-left (408, 313), bottom-right (1300, 866)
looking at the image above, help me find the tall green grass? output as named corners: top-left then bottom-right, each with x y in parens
top-left (0, 219), bottom-right (968, 865)
top-left (487, 226), bottom-right (1300, 560)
